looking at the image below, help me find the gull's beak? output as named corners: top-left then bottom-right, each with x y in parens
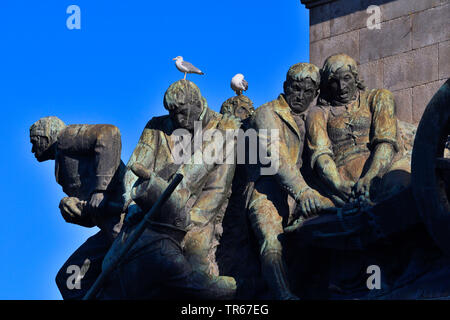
top-left (172, 58), bottom-right (177, 60)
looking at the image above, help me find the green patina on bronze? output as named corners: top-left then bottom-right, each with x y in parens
top-left (220, 94), bottom-right (255, 120)
top-left (110, 79), bottom-right (240, 299)
top-left (306, 53), bottom-right (410, 206)
top-left (244, 62), bottom-right (334, 300)
top-left (30, 53), bottom-right (450, 301)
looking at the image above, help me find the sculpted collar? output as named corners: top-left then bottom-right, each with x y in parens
top-left (274, 94), bottom-right (303, 139)
top-left (329, 90), bottom-right (361, 117)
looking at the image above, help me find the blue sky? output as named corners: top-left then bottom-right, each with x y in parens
top-left (0, 1), bottom-right (310, 299)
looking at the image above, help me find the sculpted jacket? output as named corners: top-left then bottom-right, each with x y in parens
top-left (306, 89), bottom-right (407, 184)
top-left (55, 124), bottom-right (124, 227)
top-left (123, 107), bottom-right (240, 231)
top-left (56, 124), bottom-right (123, 198)
top-left (247, 94), bottom-right (311, 201)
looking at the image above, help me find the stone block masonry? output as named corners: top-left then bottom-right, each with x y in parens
top-left (302, 0), bottom-right (450, 123)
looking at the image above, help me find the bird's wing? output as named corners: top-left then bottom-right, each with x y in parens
top-left (242, 79), bottom-right (248, 90)
top-left (181, 61), bottom-right (203, 74)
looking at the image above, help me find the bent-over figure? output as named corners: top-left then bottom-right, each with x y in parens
top-left (30, 117), bottom-right (125, 299)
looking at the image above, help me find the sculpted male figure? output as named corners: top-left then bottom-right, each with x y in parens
top-left (29, 117), bottom-right (125, 299)
top-left (217, 93), bottom-right (264, 298)
top-left (306, 54), bottom-right (410, 205)
top-left (246, 63), bottom-right (333, 299)
top-left (99, 80), bottom-right (239, 299)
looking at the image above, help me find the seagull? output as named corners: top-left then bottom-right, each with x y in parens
top-left (231, 73), bottom-right (248, 96)
top-left (173, 56), bottom-right (204, 80)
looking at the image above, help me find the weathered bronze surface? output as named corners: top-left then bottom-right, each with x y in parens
top-left (243, 63), bottom-right (335, 299)
top-left (306, 54), bottom-right (411, 206)
top-left (32, 57), bottom-right (450, 300)
top-left (30, 117), bottom-right (125, 299)
top-left (97, 80), bottom-right (239, 299)
top-left (220, 95), bottom-right (255, 120)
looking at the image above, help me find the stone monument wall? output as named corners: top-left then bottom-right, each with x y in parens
top-left (301, 0), bottom-right (449, 123)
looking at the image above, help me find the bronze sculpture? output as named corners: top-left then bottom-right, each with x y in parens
top-left (245, 63), bottom-right (333, 299)
top-left (306, 54), bottom-right (411, 206)
top-left (29, 117), bottom-right (125, 299)
top-left (30, 52), bottom-right (450, 300)
top-left (98, 80), bottom-right (239, 299)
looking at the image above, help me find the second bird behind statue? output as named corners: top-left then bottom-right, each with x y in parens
top-left (231, 73), bottom-right (248, 96)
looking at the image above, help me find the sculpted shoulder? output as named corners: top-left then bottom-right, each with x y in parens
top-left (306, 105), bottom-right (328, 126)
top-left (96, 123), bottom-right (120, 135)
top-left (366, 88), bottom-right (395, 104)
top-left (57, 123), bottom-right (121, 152)
top-left (217, 113), bottom-right (241, 131)
top-left (56, 124), bottom-right (85, 150)
top-left (250, 99), bottom-right (279, 129)
top-left (145, 115), bottom-right (176, 135)
top-left (254, 99), bottom-right (279, 117)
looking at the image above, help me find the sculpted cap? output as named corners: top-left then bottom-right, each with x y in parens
top-left (286, 63), bottom-right (320, 87)
top-left (30, 116), bottom-right (66, 141)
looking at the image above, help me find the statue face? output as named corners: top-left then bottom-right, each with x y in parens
top-left (30, 135), bottom-right (53, 162)
top-left (169, 100), bottom-right (203, 132)
top-left (284, 78), bottom-right (318, 113)
top-left (328, 69), bottom-right (357, 104)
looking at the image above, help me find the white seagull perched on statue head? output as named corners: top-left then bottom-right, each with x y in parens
top-left (231, 73), bottom-right (248, 96)
top-left (173, 56), bottom-right (204, 80)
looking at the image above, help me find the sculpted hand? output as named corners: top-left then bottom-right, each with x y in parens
top-left (353, 175), bottom-right (373, 200)
top-left (89, 192), bottom-right (106, 213)
top-left (297, 188), bottom-right (323, 218)
top-left (59, 197), bottom-right (84, 223)
top-left (334, 180), bottom-right (353, 202)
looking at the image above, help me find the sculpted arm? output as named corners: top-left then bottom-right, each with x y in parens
top-left (123, 124), bottom-right (158, 213)
top-left (90, 125), bottom-right (122, 192)
top-left (188, 116), bottom-right (241, 226)
top-left (354, 90), bottom-right (397, 197)
top-left (58, 124), bottom-right (122, 223)
top-left (306, 108), bottom-right (351, 203)
top-left (189, 163), bottom-right (235, 227)
top-left (252, 108), bottom-right (311, 201)
top-left (74, 124), bottom-right (123, 213)
top-left (251, 107), bottom-right (323, 215)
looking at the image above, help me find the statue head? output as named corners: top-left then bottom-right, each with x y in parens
top-left (163, 80), bottom-right (206, 132)
top-left (29, 116), bottom-right (66, 162)
top-left (319, 53), bottom-right (365, 105)
top-left (220, 95), bottom-right (255, 120)
top-left (283, 63), bottom-right (320, 114)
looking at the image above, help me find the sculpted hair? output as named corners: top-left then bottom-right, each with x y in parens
top-left (163, 80), bottom-right (203, 112)
top-left (286, 63), bottom-right (321, 90)
top-left (318, 53), bottom-right (366, 105)
top-left (220, 95), bottom-right (254, 116)
top-left (30, 116), bottom-right (66, 141)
